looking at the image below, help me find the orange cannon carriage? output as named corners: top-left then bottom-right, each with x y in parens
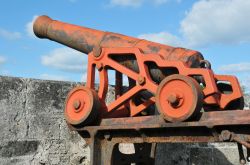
top-left (34, 15), bottom-right (250, 165)
top-left (33, 15), bottom-right (244, 127)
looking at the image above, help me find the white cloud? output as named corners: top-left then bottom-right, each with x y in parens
top-left (0, 56), bottom-right (8, 76)
top-left (138, 31), bottom-right (182, 47)
top-left (81, 72), bottom-right (88, 82)
top-left (0, 56), bottom-right (6, 65)
top-left (218, 63), bottom-right (250, 92)
top-left (219, 63), bottom-right (250, 73)
top-left (110, 0), bottom-right (143, 7)
top-left (0, 28), bottom-right (21, 40)
top-left (154, 0), bottom-right (168, 5)
top-left (40, 74), bottom-right (70, 81)
top-left (138, 0), bottom-right (250, 48)
top-left (109, 0), bottom-right (178, 7)
top-left (41, 47), bottom-right (88, 73)
top-left (242, 77), bottom-right (250, 93)
top-left (180, 0), bottom-right (250, 47)
top-left (26, 15), bottom-right (38, 37)
top-left (1, 70), bottom-right (10, 76)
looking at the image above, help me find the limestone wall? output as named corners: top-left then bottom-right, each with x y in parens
top-left (0, 76), bottom-right (245, 165)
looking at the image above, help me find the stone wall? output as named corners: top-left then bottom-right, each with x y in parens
top-left (0, 76), bottom-right (246, 165)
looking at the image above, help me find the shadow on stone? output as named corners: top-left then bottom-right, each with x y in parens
top-left (0, 140), bottom-right (39, 157)
top-left (155, 143), bottom-right (236, 165)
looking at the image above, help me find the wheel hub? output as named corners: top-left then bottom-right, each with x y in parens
top-left (156, 74), bottom-right (203, 122)
top-left (64, 86), bottom-right (100, 126)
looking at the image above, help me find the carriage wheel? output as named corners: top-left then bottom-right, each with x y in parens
top-left (64, 86), bottom-right (100, 126)
top-left (156, 74), bottom-right (203, 122)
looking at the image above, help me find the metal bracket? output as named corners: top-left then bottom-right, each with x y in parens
top-left (73, 110), bottom-right (250, 165)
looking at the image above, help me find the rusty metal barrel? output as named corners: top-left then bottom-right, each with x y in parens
top-left (33, 15), bottom-right (204, 82)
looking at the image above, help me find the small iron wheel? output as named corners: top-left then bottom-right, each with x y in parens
top-left (64, 86), bottom-right (100, 126)
top-left (156, 74), bottom-right (203, 122)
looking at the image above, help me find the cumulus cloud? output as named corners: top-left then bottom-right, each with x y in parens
top-left (41, 47), bottom-right (88, 73)
top-left (0, 56), bottom-right (8, 75)
top-left (110, 0), bottom-right (143, 7)
top-left (109, 0), bottom-right (177, 7)
top-left (138, 0), bottom-right (250, 48)
top-left (81, 72), bottom-right (88, 82)
top-left (0, 28), bottom-right (21, 40)
top-left (154, 0), bottom-right (169, 5)
top-left (180, 0), bottom-right (250, 47)
top-left (1, 70), bottom-right (10, 76)
top-left (26, 15), bottom-right (38, 37)
top-left (218, 63), bottom-right (250, 92)
top-left (40, 74), bottom-right (70, 81)
top-left (219, 63), bottom-right (250, 73)
top-left (242, 77), bottom-right (250, 93)
top-left (138, 31), bottom-right (182, 47)
top-left (0, 56), bottom-right (6, 65)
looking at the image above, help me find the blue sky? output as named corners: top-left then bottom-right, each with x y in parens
top-left (0, 0), bottom-right (249, 91)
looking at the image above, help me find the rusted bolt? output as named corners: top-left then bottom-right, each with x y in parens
top-left (219, 130), bottom-right (232, 141)
top-left (141, 111), bottom-right (148, 116)
top-left (104, 133), bottom-right (112, 141)
top-left (240, 159), bottom-right (246, 165)
top-left (73, 100), bottom-right (85, 112)
top-left (96, 63), bottom-right (103, 71)
top-left (137, 76), bottom-right (145, 85)
top-left (73, 100), bottom-right (81, 110)
top-left (168, 93), bottom-right (182, 107)
top-left (168, 94), bottom-right (179, 104)
top-left (93, 46), bottom-right (102, 57)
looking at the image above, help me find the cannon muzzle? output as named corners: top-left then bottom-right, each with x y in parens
top-left (33, 15), bottom-right (204, 68)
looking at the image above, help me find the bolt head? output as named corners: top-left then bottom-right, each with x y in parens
top-left (93, 47), bottom-right (102, 57)
top-left (240, 159), bottom-right (246, 165)
top-left (220, 130), bottom-right (232, 141)
top-left (137, 76), bottom-right (145, 85)
top-left (96, 63), bottom-right (103, 71)
top-left (73, 100), bottom-right (81, 110)
top-left (168, 94), bottom-right (178, 104)
top-left (167, 93), bottom-right (181, 107)
top-left (104, 133), bottom-right (112, 141)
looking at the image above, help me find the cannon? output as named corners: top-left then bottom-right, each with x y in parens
top-left (34, 15), bottom-right (250, 165)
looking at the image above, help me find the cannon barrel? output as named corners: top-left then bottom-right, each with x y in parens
top-left (33, 16), bottom-right (204, 67)
top-left (34, 16), bottom-right (205, 82)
